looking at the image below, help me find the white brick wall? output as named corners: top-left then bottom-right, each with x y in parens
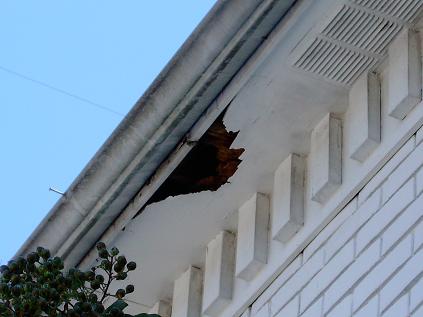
top-left (248, 129), bottom-right (423, 317)
top-left (410, 277), bottom-right (423, 312)
top-left (353, 296), bottom-right (378, 317)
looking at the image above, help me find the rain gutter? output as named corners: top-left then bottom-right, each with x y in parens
top-left (17, 0), bottom-right (297, 267)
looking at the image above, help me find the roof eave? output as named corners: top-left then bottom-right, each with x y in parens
top-left (16, 0), bottom-right (297, 267)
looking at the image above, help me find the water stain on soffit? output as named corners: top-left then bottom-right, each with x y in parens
top-left (133, 110), bottom-right (244, 219)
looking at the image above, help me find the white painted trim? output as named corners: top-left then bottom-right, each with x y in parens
top-left (236, 193), bottom-right (270, 281)
top-left (72, 2), bottom-right (423, 316)
top-left (347, 72), bottom-right (381, 162)
top-left (171, 267), bottom-right (202, 317)
top-left (203, 231), bottom-right (236, 317)
top-left (310, 113), bottom-right (342, 204)
top-left (149, 300), bottom-right (172, 317)
top-left (271, 154), bottom-right (305, 243)
top-left (388, 28), bottom-right (422, 120)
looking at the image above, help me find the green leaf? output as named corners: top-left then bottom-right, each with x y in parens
top-left (105, 299), bottom-right (128, 313)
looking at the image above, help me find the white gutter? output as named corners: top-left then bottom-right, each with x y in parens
top-left (17, 0), bottom-right (296, 268)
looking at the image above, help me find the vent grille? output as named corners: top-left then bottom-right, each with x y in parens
top-left (352, 0), bottom-right (423, 21)
top-left (294, 39), bottom-right (378, 85)
top-left (291, 0), bottom-right (423, 86)
top-left (322, 5), bottom-right (402, 54)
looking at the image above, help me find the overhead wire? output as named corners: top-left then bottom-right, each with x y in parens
top-left (0, 65), bottom-right (125, 117)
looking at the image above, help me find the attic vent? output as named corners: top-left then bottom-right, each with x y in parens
top-left (321, 5), bottom-right (402, 54)
top-left (352, 0), bottom-right (423, 21)
top-left (291, 0), bottom-right (423, 86)
top-left (294, 39), bottom-right (378, 84)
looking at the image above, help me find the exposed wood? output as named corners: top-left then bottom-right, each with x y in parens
top-left (146, 112), bottom-right (244, 204)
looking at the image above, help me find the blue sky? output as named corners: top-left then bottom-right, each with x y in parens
top-left (0, 1), bottom-right (216, 263)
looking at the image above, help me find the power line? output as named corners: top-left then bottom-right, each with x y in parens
top-left (0, 65), bottom-right (125, 117)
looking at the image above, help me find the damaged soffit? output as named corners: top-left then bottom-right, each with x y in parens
top-left (109, 0), bottom-right (361, 307)
top-left (139, 112), bottom-right (244, 209)
top-left (17, 0), bottom-right (298, 269)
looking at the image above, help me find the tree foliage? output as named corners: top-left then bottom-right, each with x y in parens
top-left (0, 242), bottom-right (154, 317)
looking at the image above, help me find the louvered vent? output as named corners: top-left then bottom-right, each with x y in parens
top-left (291, 0), bottom-right (423, 86)
top-left (352, 0), bottom-right (423, 21)
top-left (294, 39), bottom-right (378, 84)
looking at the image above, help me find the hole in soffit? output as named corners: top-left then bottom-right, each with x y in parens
top-left (133, 110), bottom-right (244, 219)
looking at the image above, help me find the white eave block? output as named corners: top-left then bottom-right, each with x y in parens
top-left (272, 154), bottom-right (305, 242)
top-left (347, 72), bottom-right (381, 162)
top-left (150, 300), bottom-right (172, 317)
top-left (202, 231), bottom-right (236, 316)
top-left (236, 193), bottom-right (269, 281)
top-left (310, 113), bottom-right (342, 204)
top-left (171, 267), bottom-right (203, 317)
top-left (388, 28), bottom-right (422, 120)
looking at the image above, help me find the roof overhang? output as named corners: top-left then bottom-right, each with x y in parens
top-left (17, 0), bottom-right (423, 314)
top-left (17, 0), bottom-right (297, 267)
top-left (66, 0), bottom-right (423, 312)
